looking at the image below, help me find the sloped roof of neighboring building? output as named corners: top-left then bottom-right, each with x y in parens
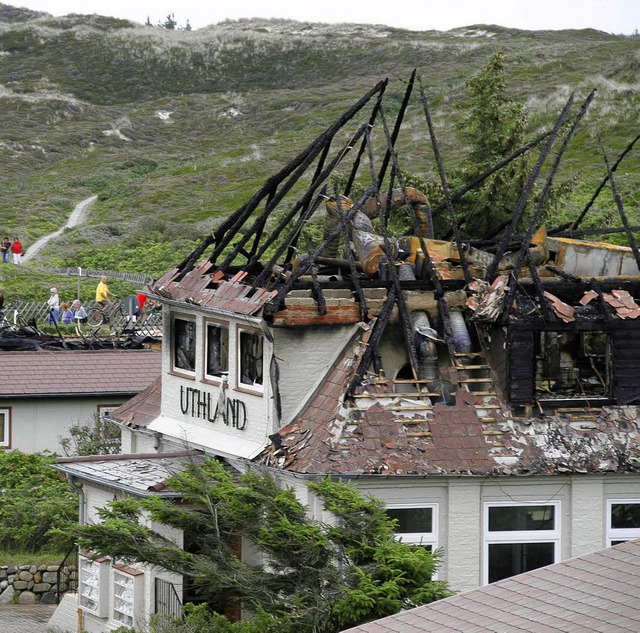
top-left (0, 349), bottom-right (161, 397)
top-left (54, 451), bottom-right (203, 497)
top-left (342, 540), bottom-right (640, 633)
top-left (108, 376), bottom-right (161, 429)
top-left (259, 326), bottom-right (640, 477)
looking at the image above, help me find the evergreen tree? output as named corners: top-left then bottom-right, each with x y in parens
top-left (76, 459), bottom-right (450, 632)
top-left (454, 50), bottom-right (530, 238)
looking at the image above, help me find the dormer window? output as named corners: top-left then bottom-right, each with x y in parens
top-left (206, 322), bottom-right (229, 379)
top-left (173, 317), bottom-right (196, 374)
top-left (238, 330), bottom-right (263, 390)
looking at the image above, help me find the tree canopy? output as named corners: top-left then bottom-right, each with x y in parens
top-left (76, 458), bottom-right (450, 632)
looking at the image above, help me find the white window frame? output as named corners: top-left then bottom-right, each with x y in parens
top-left (386, 503), bottom-right (438, 550)
top-left (0, 408), bottom-right (10, 447)
top-left (205, 320), bottom-right (229, 382)
top-left (607, 499), bottom-right (640, 546)
top-left (172, 316), bottom-right (197, 376)
top-left (112, 567), bottom-right (143, 628)
top-left (79, 555), bottom-right (110, 618)
top-left (237, 327), bottom-right (264, 393)
top-left (483, 500), bottom-right (560, 585)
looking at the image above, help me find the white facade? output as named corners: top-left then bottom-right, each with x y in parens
top-left (1, 396), bottom-right (125, 453)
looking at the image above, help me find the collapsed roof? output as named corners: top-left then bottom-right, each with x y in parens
top-left (140, 71), bottom-right (640, 476)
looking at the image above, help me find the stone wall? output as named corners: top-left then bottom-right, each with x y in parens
top-left (0, 563), bottom-right (77, 605)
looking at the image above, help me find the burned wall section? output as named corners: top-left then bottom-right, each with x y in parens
top-left (505, 309), bottom-right (640, 407)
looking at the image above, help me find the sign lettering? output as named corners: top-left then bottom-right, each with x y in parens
top-left (180, 385), bottom-right (247, 430)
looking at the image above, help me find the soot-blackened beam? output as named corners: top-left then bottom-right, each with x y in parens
top-left (375, 70), bottom-right (416, 191)
top-left (500, 91), bottom-right (593, 322)
top-left (430, 130), bottom-right (553, 219)
top-left (486, 93), bottom-right (575, 283)
top-left (557, 132), bottom-right (640, 234)
top-left (250, 125), bottom-right (368, 289)
top-left (598, 133), bottom-right (640, 272)
top-left (199, 80), bottom-right (388, 272)
top-left (418, 76), bottom-right (471, 283)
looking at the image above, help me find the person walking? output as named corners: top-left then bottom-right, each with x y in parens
top-left (11, 237), bottom-right (22, 265)
top-left (72, 299), bottom-right (87, 324)
top-left (0, 237), bottom-right (10, 264)
top-left (47, 288), bottom-right (60, 325)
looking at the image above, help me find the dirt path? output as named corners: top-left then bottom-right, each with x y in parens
top-left (22, 195), bottom-right (97, 264)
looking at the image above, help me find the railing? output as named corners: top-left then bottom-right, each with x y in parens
top-left (155, 577), bottom-right (184, 619)
top-left (39, 266), bottom-right (152, 285)
top-left (56, 543), bottom-right (79, 603)
top-left (1, 299), bottom-right (163, 338)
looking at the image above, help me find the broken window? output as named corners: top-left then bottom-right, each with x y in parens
top-left (206, 323), bottom-right (229, 378)
top-left (607, 500), bottom-right (640, 546)
top-left (484, 502), bottom-right (559, 584)
top-left (173, 317), bottom-right (196, 373)
top-left (534, 330), bottom-right (609, 398)
top-left (239, 330), bottom-right (263, 388)
top-left (386, 505), bottom-right (437, 551)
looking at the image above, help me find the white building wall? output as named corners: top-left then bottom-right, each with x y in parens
top-left (344, 473), bottom-right (640, 594)
top-left (273, 323), bottom-right (360, 424)
top-left (156, 307), bottom-right (275, 458)
top-left (6, 396), bottom-right (126, 454)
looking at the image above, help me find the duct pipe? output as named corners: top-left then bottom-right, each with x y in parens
top-left (449, 310), bottom-right (473, 354)
top-left (410, 311), bottom-right (439, 382)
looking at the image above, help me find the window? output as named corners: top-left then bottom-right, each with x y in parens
top-left (206, 323), bottom-right (229, 379)
top-left (173, 317), bottom-right (196, 373)
top-left (607, 500), bottom-right (640, 546)
top-left (0, 408), bottom-right (10, 447)
top-left (113, 568), bottom-right (143, 627)
top-left (534, 330), bottom-right (609, 399)
top-left (484, 502), bottom-right (560, 584)
top-left (79, 555), bottom-right (109, 617)
top-left (238, 330), bottom-right (263, 389)
top-left (386, 505), bottom-right (438, 551)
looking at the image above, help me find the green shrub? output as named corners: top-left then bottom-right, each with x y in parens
top-left (0, 450), bottom-right (78, 553)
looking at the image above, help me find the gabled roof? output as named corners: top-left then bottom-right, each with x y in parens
top-left (0, 349), bottom-right (161, 397)
top-left (54, 451), bottom-right (203, 497)
top-left (343, 540), bottom-right (640, 633)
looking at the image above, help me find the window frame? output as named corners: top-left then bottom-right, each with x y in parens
top-left (607, 499), bottom-right (640, 546)
top-left (204, 319), bottom-right (230, 384)
top-left (385, 503), bottom-right (438, 551)
top-left (483, 500), bottom-right (561, 585)
top-left (0, 407), bottom-right (10, 447)
top-left (78, 554), bottom-right (110, 618)
top-left (112, 565), bottom-right (144, 628)
top-left (236, 326), bottom-right (264, 395)
top-left (172, 315), bottom-right (197, 377)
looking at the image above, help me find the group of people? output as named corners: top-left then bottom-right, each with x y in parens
top-left (45, 276), bottom-right (152, 327)
top-left (0, 237), bottom-right (22, 264)
top-left (46, 288), bottom-right (87, 326)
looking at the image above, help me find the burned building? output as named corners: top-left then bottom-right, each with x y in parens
top-left (56, 72), bottom-right (640, 630)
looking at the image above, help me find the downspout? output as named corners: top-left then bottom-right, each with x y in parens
top-left (67, 474), bottom-right (85, 524)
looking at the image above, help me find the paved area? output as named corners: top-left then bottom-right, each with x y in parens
top-left (0, 603), bottom-right (57, 633)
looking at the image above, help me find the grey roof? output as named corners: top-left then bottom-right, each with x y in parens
top-left (54, 451), bottom-right (203, 497)
top-left (342, 540), bottom-right (640, 633)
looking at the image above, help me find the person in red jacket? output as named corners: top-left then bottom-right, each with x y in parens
top-left (11, 237), bottom-right (22, 265)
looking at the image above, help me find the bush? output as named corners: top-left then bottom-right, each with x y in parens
top-left (0, 450), bottom-right (78, 553)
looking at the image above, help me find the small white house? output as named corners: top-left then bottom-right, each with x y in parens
top-left (0, 349), bottom-right (161, 453)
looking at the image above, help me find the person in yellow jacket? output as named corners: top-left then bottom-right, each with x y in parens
top-left (95, 276), bottom-right (116, 318)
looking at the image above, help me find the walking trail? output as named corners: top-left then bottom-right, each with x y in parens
top-left (22, 195), bottom-right (97, 264)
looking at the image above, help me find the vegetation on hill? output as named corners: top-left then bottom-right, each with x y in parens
top-left (0, 6), bottom-right (637, 299)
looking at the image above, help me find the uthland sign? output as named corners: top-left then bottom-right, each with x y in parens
top-left (179, 385), bottom-right (247, 430)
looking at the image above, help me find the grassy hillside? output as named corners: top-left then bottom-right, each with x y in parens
top-left (0, 5), bottom-right (638, 299)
